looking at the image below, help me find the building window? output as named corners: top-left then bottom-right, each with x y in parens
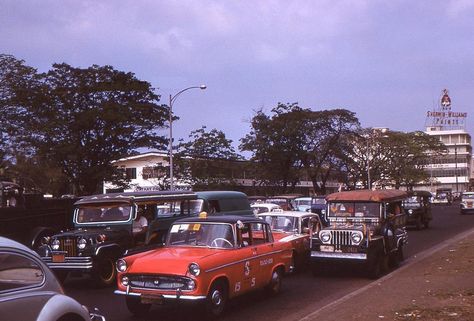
top-left (125, 168), bottom-right (137, 179)
top-left (142, 166), bottom-right (164, 179)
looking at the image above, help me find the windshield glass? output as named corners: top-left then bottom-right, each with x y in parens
top-left (260, 215), bottom-right (298, 232)
top-left (462, 194), bottom-right (474, 200)
top-left (252, 206), bottom-right (272, 214)
top-left (76, 204), bottom-right (132, 223)
top-left (295, 199), bottom-right (311, 206)
top-left (312, 198), bottom-right (326, 205)
top-left (328, 202), bottom-right (380, 218)
top-left (168, 223), bottom-right (234, 248)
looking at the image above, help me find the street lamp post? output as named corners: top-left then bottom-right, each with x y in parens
top-left (168, 85), bottom-right (206, 190)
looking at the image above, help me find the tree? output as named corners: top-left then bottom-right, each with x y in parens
top-left (174, 126), bottom-right (243, 190)
top-left (241, 103), bottom-right (360, 195)
top-left (2, 57), bottom-right (169, 195)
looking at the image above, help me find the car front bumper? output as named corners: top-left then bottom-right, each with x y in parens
top-left (310, 251), bottom-right (367, 260)
top-left (114, 289), bottom-right (206, 301)
top-left (42, 256), bottom-right (94, 270)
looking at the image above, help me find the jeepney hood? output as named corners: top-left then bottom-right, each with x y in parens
top-left (325, 223), bottom-right (366, 232)
top-left (52, 227), bottom-right (129, 240)
top-left (127, 247), bottom-right (224, 275)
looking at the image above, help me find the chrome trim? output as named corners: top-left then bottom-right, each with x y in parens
top-left (311, 251), bottom-right (367, 260)
top-left (114, 290), bottom-right (206, 300)
top-left (42, 256), bottom-right (93, 270)
top-left (204, 249), bottom-right (284, 273)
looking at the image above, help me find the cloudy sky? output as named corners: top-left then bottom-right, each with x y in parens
top-left (2, 0), bottom-right (473, 151)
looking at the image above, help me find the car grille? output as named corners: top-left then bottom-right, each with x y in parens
top-left (330, 230), bottom-right (352, 250)
top-left (128, 275), bottom-right (191, 290)
top-left (59, 238), bottom-right (77, 256)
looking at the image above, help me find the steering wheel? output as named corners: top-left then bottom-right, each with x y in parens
top-left (210, 238), bottom-right (233, 248)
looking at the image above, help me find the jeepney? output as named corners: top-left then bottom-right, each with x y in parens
top-left (310, 189), bottom-right (408, 278)
top-left (402, 190), bottom-right (432, 230)
top-left (115, 215), bottom-right (293, 318)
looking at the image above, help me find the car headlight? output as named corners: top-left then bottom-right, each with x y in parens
top-left (351, 232), bottom-right (362, 244)
top-left (51, 239), bottom-right (60, 250)
top-left (121, 276), bottom-right (129, 286)
top-left (320, 231), bottom-right (331, 243)
top-left (186, 279), bottom-right (196, 290)
top-left (321, 209), bottom-right (326, 215)
top-left (408, 209), bottom-right (413, 215)
top-left (77, 238), bottom-right (87, 250)
top-left (188, 263), bottom-right (200, 276)
top-left (116, 259), bottom-right (127, 273)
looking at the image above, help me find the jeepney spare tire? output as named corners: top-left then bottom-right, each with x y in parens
top-left (266, 267), bottom-right (283, 296)
top-left (92, 257), bottom-right (117, 287)
top-left (206, 280), bottom-right (228, 318)
top-left (126, 296), bottom-right (151, 317)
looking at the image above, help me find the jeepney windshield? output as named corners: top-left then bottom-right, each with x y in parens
top-left (462, 193), bottom-right (474, 200)
top-left (76, 204), bottom-right (132, 223)
top-left (167, 223), bottom-right (235, 249)
top-left (259, 215), bottom-right (298, 232)
top-left (328, 202), bottom-right (380, 218)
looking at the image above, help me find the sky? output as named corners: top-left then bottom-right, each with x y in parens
top-left (2, 0), bottom-right (473, 154)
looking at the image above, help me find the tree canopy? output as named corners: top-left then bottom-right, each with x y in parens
top-left (1, 54), bottom-right (169, 195)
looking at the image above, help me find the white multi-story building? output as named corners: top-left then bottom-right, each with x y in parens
top-left (423, 89), bottom-right (472, 193)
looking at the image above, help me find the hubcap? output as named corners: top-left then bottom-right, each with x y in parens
top-left (211, 289), bottom-right (222, 306)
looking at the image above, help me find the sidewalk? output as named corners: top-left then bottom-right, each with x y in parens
top-left (300, 229), bottom-right (474, 321)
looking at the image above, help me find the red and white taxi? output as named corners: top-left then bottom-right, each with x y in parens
top-left (258, 210), bottom-right (321, 269)
top-left (114, 215), bottom-right (293, 317)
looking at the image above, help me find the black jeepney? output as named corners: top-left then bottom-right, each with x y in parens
top-left (310, 189), bottom-right (408, 278)
top-left (38, 190), bottom-right (253, 286)
top-left (402, 190), bottom-right (432, 230)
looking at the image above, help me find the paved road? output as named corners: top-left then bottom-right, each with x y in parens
top-left (64, 203), bottom-right (473, 321)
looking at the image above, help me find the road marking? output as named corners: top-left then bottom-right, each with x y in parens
top-left (298, 226), bottom-right (474, 321)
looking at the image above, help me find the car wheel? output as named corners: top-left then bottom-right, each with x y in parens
top-left (266, 268), bottom-right (283, 296)
top-left (126, 296), bottom-right (151, 317)
top-left (93, 257), bottom-right (116, 287)
top-left (206, 281), bottom-right (228, 318)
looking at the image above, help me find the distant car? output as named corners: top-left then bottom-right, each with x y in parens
top-left (258, 211), bottom-right (321, 269)
top-left (293, 197), bottom-right (312, 212)
top-left (460, 192), bottom-right (474, 214)
top-left (310, 195), bottom-right (328, 226)
top-left (432, 191), bottom-right (452, 205)
top-left (115, 215), bottom-right (293, 318)
top-left (266, 195), bottom-right (299, 211)
top-left (0, 237), bottom-right (105, 321)
top-left (402, 190), bottom-right (432, 230)
top-left (251, 202), bottom-right (282, 214)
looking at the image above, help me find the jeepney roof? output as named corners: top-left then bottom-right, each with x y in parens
top-left (326, 189), bottom-right (408, 202)
top-left (174, 215), bottom-right (263, 225)
top-left (75, 190), bottom-right (197, 205)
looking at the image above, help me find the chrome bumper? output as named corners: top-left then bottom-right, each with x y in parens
top-left (311, 251), bottom-right (367, 260)
top-left (42, 256), bottom-right (94, 270)
top-left (114, 290), bottom-right (206, 300)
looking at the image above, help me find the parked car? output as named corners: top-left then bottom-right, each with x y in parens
top-left (114, 215), bottom-right (293, 318)
top-left (460, 192), bottom-right (474, 214)
top-left (251, 202), bottom-right (282, 214)
top-left (310, 195), bottom-right (328, 226)
top-left (258, 210), bottom-right (321, 269)
top-left (310, 189), bottom-right (408, 279)
top-left (37, 190), bottom-right (254, 287)
top-left (293, 197), bottom-right (312, 212)
top-left (0, 236), bottom-right (105, 321)
top-left (402, 190), bottom-right (432, 229)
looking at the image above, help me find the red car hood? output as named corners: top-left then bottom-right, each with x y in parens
top-left (127, 246), bottom-right (223, 275)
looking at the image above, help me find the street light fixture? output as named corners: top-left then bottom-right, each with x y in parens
top-left (168, 85), bottom-right (207, 190)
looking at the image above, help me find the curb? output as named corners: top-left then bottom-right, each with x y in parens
top-left (297, 226), bottom-right (474, 321)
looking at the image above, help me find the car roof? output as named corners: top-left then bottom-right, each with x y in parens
top-left (258, 211), bottom-right (316, 218)
top-left (326, 189), bottom-right (408, 202)
top-left (0, 236), bottom-right (35, 254)
top-left (174, 215), bottom-right (263, 225)
top-left (75, 190), bottom-right (197, 205)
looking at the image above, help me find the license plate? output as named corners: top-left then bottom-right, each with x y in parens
top-left (142, 294), bottom-right (164, 304)
top-left (52, 253), bottom-right (65, 263)
top-left (320, 245), bottom-right (334, 252)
